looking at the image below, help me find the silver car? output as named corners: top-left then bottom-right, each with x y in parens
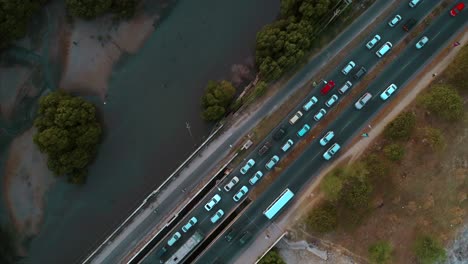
top-left (323, 143), bottom-right (341, 160)
top-left (319, 131), bottom-right (335, 146)
top-left (341, 61), bottom-right (356, 75)
top-left (224, 176), bottom-right (239, 192)
top-left (380, 84), bottom-right (398, 100)
top-left (233, 186), bottom-right (249, 202)
top-left (388, 14), bottom-right (402, 27)
top-left (210, 209), bottom-right (224, 223)
top-left (325, 94), bottom-right (339, 108)
top-left (204, 194), bottom-right (221, 211)
top-left (355, 93), bottom-right (372, 110)
top-left (314, 108), bottom-right (327, 121)
top-left (182, 217), bottom-right (198, 233)
top-left (366, 34), bottom-right (381, 49)
top-left (240, 159), bottom-right (255, 174)
top-left (415, 36), bottom-right (429, 49)
top-left (167, 232), bottom-right (181, 246)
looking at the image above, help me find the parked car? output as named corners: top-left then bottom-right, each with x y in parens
top-left (225, 228), bottom-right (235, 242)
top-left (355, 92), bottom-right (372, 110)
top-left (281, 139), bottom-right (294, 152)
top-left (258, 142), bottom-right (271, 156)
top-left (240, 159), bottom-right (255, 174)
top-left (415, 36), bottom-right (429, 49)
top-left (319, 131), bottom-right (335, 146)
top-left (314, 108), bottom-right (327, 121)
top-left (210, 209), bottom-right (224, 223)
top-left (249, 171), bottom-right (264, 185)
top-left (365, 35), bottom-right (381, 49)
top-left (273, 125), bottom-right (287, 141)
top-left (265, 155), bottom-right (280, 170)
top-left (325, 94), bottom-right (339, 108)
top-left (167, 232), bottom-right (181, 246)
top-left (380, 84), bottom-right (398, 100)
top-left (233, 185), bottom-right (249, 202)
top-left (354, 67), bottom-right (367, 80)
top-left (204, 194), bottom-right (221, 211)
top-left (302, 96), bottom-right (319, 111)
top-left (341, 61), bottom-right (356, 75)
top-left (297, 124), bottom-right (311, 137)
top-left (182, 217), bottom-right (198, 233)
top-left (409, 0), bottom-right (422, 8)
top-left (402, 18), bottom-right (417, 31)
top-left (323, 143), bottom-right (341, 160)
top-left (450, 2), bottom-right (465, 16)
top-left (388, 14), bottom-right (402, 27)
top-left (338, 81), bottom-right (353, 94)
top-left (376, 42), bottom-right (393, 58)
top-left (320, 80), bottom-right (336, 95)
top-left (224, 176), bottom-right (239, 192)
top-left (289, 110), bottom-right (304, 125)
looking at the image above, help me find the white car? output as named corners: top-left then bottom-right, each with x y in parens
top-left (210, 209), bottom-right (224, 223)
top-left (224, 176), bottom-right (239, 192)
top-left (281, 139), bottom-right (294, 152)
top-left (319, 131), bottom-right (335, 146)
top-left (415, 36), bottom-right (429, 49)
top-left (366, 34), bottom-right (381, 49)
top-left (240, 159), bottom-right (255, 174)
top-left (233, 186), bottom-right (249, 202)
top-left (182, 217), bottom-right (198, 233)
top-left (204, 194), bottom-right (221, 211)
top-left (167, 232), bottom-right (181, 246)
top-left (323, 143), bottom-right (341, 160)
top-left (380, 84), bottom-right (398, 100)
top-left (355, 92), bottom-right (372, 110)
top-left (341, 61), bottom-right (356, 75)
top-left (325, 94), bottom-right (339, 108)
top-left (314, 108), bottom-right (327, 121)
top-left (388, 14), bottom-right (402, 27)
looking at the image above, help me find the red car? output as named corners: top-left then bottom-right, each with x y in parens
top-left (320, 80), bottom-right (335, 95)
top-left (450, 2), bottom-right (465, 16)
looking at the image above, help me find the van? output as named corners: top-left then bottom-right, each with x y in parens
top-left (239, 232), bottom-right (252, 244)
top-left (409, 0), bottom-right (422, 8)
top-left (355, 92), bottom-right (372, 109)
top-left (338, 81), bottom-right (353, 94)
top-left (376, 42), bottom-right (392, 58)
top-left (289, 111), bottom-right (303, 125)
top-left (302, 96), bottom-right (318, 111)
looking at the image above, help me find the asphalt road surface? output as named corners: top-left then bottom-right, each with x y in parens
top-left (141, 1), bottom-right (468, 263)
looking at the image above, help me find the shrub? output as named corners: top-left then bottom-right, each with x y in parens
top-left (413, 234), bottom-right (446, 264)
top-left (306, 202), bottom-right (338, 233)
top-left (340, 176), bottom-right (372, 209)
top-left (383, 143), bottom-right (405, 162)
top-left (364, 154), bottom-right (389, 178)
top-left (383, 111), bottom-right (416, 141)
top-left (201, 80), bottom-right (236, 122)
top-left (66, 0), bottom-right (137, 19)
top-left (444, 44), bottom-right (468, 89)
top-left (258, 249), bottom-right (286, 264)
top-left (368, 241), bottom-right (393, 264)
top-left (420, 127), bottom-right (446, 151)
top-left (419, 85), bottom-right (464, 121)
top-left (321, 172), bottom-right (343, 201)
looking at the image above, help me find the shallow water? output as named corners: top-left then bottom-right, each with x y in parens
top-left (9, 0), bottom-right (280, 263)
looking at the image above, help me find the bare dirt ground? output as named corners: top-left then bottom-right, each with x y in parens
top-left (280, 31), bottom-right (468, 264)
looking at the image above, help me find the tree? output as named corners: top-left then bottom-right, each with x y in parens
top-left (419, 85), bottom-right (464, 121)
top-left (383, 143), bottom-right (405, 162)
top-left (364, 154), bottom-right (389, 179)
top-left (65, 0), bottom-right (136, 19)
top-left (420, 127), bottom-right (445, 151)
top-left (258, 249), bottom-right (286, 264)
top-left (368, 241), bottom-right (393, 264)
top-left (340, 175), bottom-right (372, 209)
top-left (201, 80), bottom-right (236, 122)
top-left (306, 202), bottom-right (338, 233)
top-left (413, 234), bottom-right (446, 264)
top-left (383, 111), bottom-right (416, 141)
top-left (0, 0), bottom-right (49, 49)
top-left (33, 90), bottom-right (102, 184)
top-left (202, 105), bottom-right (225, 121)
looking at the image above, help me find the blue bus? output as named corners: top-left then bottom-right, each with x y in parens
top-left (263, 188), bottom-right (294, 219)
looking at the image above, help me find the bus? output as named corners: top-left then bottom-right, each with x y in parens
top-left (164, 231), bottom-right (204, 264)
top-left (263, 188), bottom-right (294, 219)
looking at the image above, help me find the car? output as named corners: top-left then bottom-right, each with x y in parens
top-left (302, 96), bottom-right (318, 111)
top-left (376, 42), bottom-right (392, 58)
top-left (249, 171), bottom-right (264, 185)
top-left (240, 159), bottom-right (255, 174)
top-left (365, 34), bottom-right (381, 49)
top-left (380, 84), bottom-right (398, 100)
top-left (450, 2), bottom-right (465, 16)
top-left (338, 81), bottom-right (353, 94)
top-left (388, 14), bottom-right (402, 27)
top-left (182, 217), bottom-right (198, 233)
top-left (402, 18), bottom-right (417, 31)
top-left (204, 194), bottom-right (221, 211)
top-left (415, 36), bottom-right (429, 49)
top-left (355, 92), bottom-right (372, 110)
top-left (354, 67), bottom-right (367, 80)
top-left (156, 246), bottom-right (167, 258)
top-left (289, 110), bottom-right (304, 125)
top-left (265, 155), bottom-right (280, 170)
top-left (325, 94), bottom-right (339, 108)
top-left (323, 143), bottom-right (341, 160)
top-left (320, 80), bottom-right (336, 95)
top-left (314, 108), bottom-right (327, 121)
top-left (319, 131), bottom-right (335, 146)
top-left (167, 232), bottom-right (181, 246)
top-left (409, 0), bottom-right (422, 8)
top-left (224, 176), bottom-right (239, 192)
top-left (239, 232), bottom-right (252, 244)
top-left (281, 139), bottom-right (294, 152)
top-left (273, 125), bottom-right (287, 141)
top-left (258, 142), bottom-right (271, 156)
top-left (210, 209), bottom-right (224, 223)
top-left (225, 228), bottom-right (235, 242)
top-left (341, 61), bottom-right (356, 75)
top-left (296, 124), bottom-right (311, 137)
top-left (233, 185), bottom-right (249, 202)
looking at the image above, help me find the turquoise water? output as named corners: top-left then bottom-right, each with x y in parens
top-left (8, 0), bottom-right (280, 263)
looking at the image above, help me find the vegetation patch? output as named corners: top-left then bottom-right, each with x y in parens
top-left (368, 240), bottom-right (393, 264)
top-left (413, 234), bottom-right (446, 264)
top-left (201, 80), bottom-right (236, 121)
top-left (418, 85), bottom-right (464, 121)
top-left (258, 248), bottom-right (286, 264)
top-left (383, 111), bottom-right (416, 141)
top-left (65, 0), bottom-right (137, 19)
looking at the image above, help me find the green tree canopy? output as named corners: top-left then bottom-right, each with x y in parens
top-left (65, 0), bottom-right (136, 19)
top-left (383, 143), bottom-right (405, 162)
top-left (383, 111), bottom-right (416, 141)
top-left (368, 241), bottom-right (393, 264)
top-left (419, 85), bottom-right (464, 121)
top-left (201, 80), bottom-right (236, 121)
top-left (306, 202), bottom-right (338, 233)
top-left (258, 249), bottom-right (286, 264)
top-left (413, 234), bottom-right (446, 264)
top-left (0, 0), bottom-right (49, 49)
top-left (33, 90), bottom-right (102, 184)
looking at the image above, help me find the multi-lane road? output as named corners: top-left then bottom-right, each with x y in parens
top-left (139, 1), bottom-right (467, 263)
